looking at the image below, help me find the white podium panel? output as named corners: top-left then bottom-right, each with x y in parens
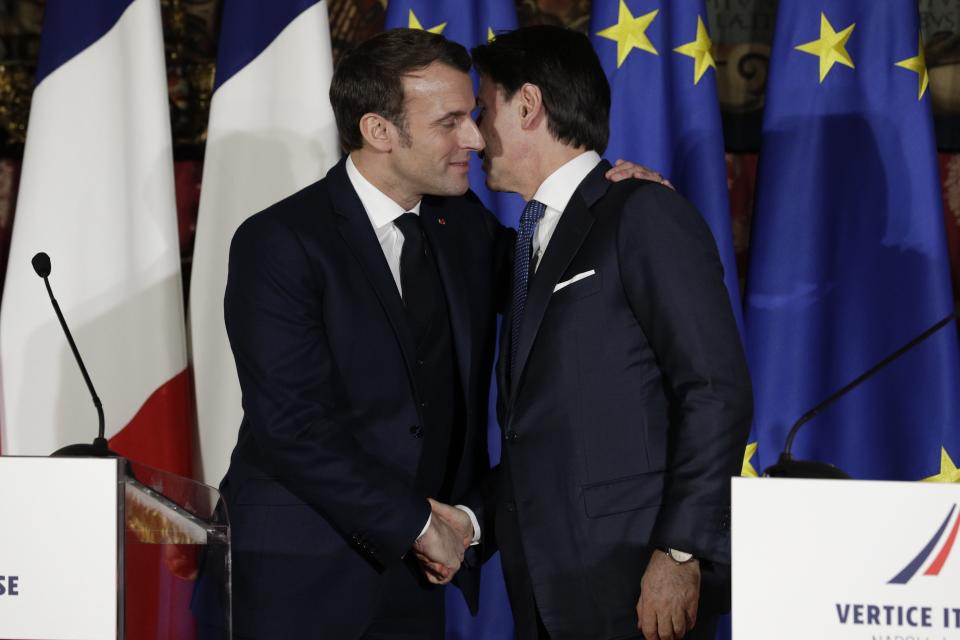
top-left (0, 457), bottom-right (119, 640)
top-left (732, 477), bottom-right (960, 639)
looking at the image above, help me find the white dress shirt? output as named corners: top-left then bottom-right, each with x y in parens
top-left (530, 150), bottom-right (602, 271)
top-left (345, 155), bottom-right (420, 295)
top-left (345, 155), bottom-right (481, 546)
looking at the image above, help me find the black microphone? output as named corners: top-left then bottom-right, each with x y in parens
top-left (763, 307), bottom-right (959, 479)
top-left (32, 251), bottom-right (116, 457)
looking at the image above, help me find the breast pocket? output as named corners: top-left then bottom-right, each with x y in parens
top-left (550, 270), bottom-right (602, 304)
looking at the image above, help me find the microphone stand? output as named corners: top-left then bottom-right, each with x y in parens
top-left (763, 308), bottom-right (958, 479)
top-left (31, 252), bottom-right (117, 458)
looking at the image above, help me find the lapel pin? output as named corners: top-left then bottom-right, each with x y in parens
top-left (438, 217), bottom-right (446, 225)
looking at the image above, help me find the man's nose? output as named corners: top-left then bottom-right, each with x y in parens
top-left (461, 118), bottom-right (485, 152)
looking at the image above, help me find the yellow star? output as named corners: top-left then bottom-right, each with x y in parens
top-left (673, 15), bottom-right (716, 85)
top-left (895, 34), bottom-right (929, 100)
top-left (596, 0), bottom-right (658, 68)
top-left (922, 447), bottom-right (960, 483)
top-left (408, 9), bottom-right (446, 34)
top-left (742, 442), bottom-right (759, 478)
top-left (795, 12), bottom-right (855, 83)
top-left (488, 27), bottom-right (495, 42)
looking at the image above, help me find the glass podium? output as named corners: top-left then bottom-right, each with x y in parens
top-left (122, 458), bottom-right (231, 640)
top-left (0, 456), bottom-right (231, 640)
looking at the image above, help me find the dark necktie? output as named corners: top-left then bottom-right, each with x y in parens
top-left (510, 199), bottom-right (546, 381)
top-left (394, 213), bottom-right (440, 342)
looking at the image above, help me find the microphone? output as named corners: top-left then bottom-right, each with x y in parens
top-left (32, 252), bottom-right (116, 457)
top-left (763, 307), bottom-right (959, 479)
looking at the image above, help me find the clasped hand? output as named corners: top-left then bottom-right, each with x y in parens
top-left (412, 498), bottom-right (474, 584)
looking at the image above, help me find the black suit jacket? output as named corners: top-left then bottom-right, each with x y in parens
top-left (220, 158), bottom-right (509, 639)
top-left (493, 161), bottom-right (753, 639)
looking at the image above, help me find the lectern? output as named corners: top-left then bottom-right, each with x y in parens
top-left (0, 456), bottom-right (231, 639)
top-left (732, 477), bottom-right (960, 639)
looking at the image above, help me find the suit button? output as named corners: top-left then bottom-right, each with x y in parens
top-left (504, 501), bottom-right (516, 512)
top-left (504, 430), bottom-right (518, 443)
top-left (720, 509), bottom-right (731, 530)
top-left (410, 425), bottom-right (424, 438)
top-left (417, 359), bottom-right (424, 366)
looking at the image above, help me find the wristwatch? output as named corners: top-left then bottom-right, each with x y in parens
top-left (663, 548), bottom-right (695, 564)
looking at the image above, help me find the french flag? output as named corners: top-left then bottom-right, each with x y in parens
top-left (188, 0), bottom-right (339, 486)
top-left (0, 0), bottom-right (193, 477)
top-left (1, 4), bottom-right (194, 634)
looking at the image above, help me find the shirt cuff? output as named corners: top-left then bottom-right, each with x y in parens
top-left (417, 513), bottom-right (432, 542)
top-left (455, 505), bottom-right (481, 545)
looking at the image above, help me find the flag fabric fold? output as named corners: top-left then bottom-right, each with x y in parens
top-left (0, 0), bottom-right (191, 476)
top-left (590, 0), bottom-right (743, 328)
top-left (189, 0), bottom-right (340, 486)
top-left (744, 0), bottom-right (960, 482)
top-left (382, 2), bottom-right (518, 638)
top-left (0, 1), bottom-right (195, 637)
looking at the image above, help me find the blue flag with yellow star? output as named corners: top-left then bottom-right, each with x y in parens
top-left (590, 0), bottom-right (743, 330)
top-left (384, 6), bottom-right (519, 640)
top-left (744, 0), bottom-right (960, 484)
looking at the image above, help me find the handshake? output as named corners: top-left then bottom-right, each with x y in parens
top-left (412, 498), bottom-right (474, 585)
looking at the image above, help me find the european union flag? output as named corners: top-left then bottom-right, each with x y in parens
top-left (384, 5), bottom-right (519, 639)
top-left (590, 0), bottom-right (743, 329)
top-left (744, 0), bottom-right (960, 483)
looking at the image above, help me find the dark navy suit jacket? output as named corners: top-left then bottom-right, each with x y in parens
top-left (493, 161), bottom-right (753, 639)
top-left (221, 158), bottom-right (509, 639)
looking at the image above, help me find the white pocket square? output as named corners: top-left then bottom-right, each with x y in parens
top-left (553, 269), bottom-right (596, 293)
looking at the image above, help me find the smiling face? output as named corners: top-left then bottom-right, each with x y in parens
top-left (385, 61), bottom-right (484, 203)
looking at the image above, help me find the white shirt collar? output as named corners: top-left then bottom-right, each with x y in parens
top-left (531, 150), bottom-right (602, 213)
top-left (345, 155), bottom-right (421, 240)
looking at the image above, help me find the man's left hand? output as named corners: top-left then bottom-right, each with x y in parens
top-left (636, 550), bottom-right (700, 640)
top-left (605, 159), bottom-right (675, 189)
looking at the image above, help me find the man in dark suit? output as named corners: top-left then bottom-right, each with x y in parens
top-left (219, 30), bottom-right (505, 639)
top-left (218, 26), bottom-right (661, 639)
top-left (471, 26), bottom-right (753, 640)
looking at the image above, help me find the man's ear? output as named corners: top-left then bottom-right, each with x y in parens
top-left (358, 113), bottom-right (394, 152)
top-left (518, 83), bottom-right (544, 130)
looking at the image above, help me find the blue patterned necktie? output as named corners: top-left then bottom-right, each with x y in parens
top-left (510, 199), bottom-right (546, 381)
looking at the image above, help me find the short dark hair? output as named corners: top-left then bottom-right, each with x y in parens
top-left (472, 25), bottom-right (610, 153)
top-left (330, 29), bottom-right (471, 152)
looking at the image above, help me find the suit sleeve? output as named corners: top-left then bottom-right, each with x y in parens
top-left (617, 183), bottom-right (753, 564)
top-left (224, 213), bottom-right (430, 565)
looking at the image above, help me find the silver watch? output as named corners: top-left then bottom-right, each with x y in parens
top-left (664, 548), bottom-right (695, 564)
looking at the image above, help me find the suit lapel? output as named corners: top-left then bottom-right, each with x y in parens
top-left (509, 161), bottom-right (612, 399)
top-left (328, 159), bottom-right (419, 381)
top-left (496, 306), bottom-right (511, 403)
top-left (420, 200), bottom-right (473, 396)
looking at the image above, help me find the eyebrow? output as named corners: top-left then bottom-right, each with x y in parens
top-left (432, 110), bottom-right (470, 124)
